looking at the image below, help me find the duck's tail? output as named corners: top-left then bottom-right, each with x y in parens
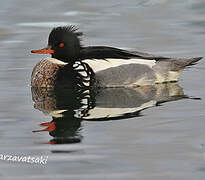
top-left (171, 57), bottom-right (203, 70)
top-left (153, 57), bottom-right (203, 83)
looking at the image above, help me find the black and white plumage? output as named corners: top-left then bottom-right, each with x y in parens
top-left (31, 26), bottom-right (203, 88)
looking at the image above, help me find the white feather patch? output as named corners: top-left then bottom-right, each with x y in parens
top-left (167, 70), bottom-right (181, 82)
top-left (46, 58), bottom-right (68, 65)
top-left (83, 58), bottom-right (156, 73)
top-left (49, 110), bottom-right (67, 118)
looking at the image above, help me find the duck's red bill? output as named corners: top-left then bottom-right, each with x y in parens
top-left (31, 47), bottom-right (54, 54)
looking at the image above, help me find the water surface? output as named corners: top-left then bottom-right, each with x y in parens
top-left (0, 0), bottom-right (205, 179)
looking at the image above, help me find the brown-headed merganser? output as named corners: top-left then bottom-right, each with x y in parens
top-left (31, 26), bottom-right (203, 89)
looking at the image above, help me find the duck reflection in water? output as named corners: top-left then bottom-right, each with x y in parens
top-left (31, 83), bottom-right (189, 144)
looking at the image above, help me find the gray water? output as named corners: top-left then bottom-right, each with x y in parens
top-left (0, 0), bottom-right (205, 179)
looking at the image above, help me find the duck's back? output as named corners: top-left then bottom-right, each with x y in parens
top-left (83, 56), bottom-right (202, 87)
top-left (80, 46), bottom-right (202, 87)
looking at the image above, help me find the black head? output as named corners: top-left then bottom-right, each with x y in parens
top-left (32, 26), bottom-right (83, 62)
top-left (49, 26), bottom-right (83, 61)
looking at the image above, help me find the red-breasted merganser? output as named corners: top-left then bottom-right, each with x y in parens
top-left (31, 26), bottom-right (203, 88)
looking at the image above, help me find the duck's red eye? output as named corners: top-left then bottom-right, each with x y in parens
top-left (59, 43), bottom-right (64, 47)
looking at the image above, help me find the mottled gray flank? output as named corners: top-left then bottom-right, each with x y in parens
top-left (96, 63), bottom-right (155, 87)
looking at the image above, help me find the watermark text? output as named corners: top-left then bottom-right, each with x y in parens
top-left (0, 154), bottom-right (48, 164)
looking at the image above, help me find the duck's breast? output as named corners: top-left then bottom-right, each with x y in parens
top-left (31, 58), bottom-right (67, 88)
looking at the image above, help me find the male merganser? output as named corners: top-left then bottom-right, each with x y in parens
top-left (31, 26), bottom-right (203, 88)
